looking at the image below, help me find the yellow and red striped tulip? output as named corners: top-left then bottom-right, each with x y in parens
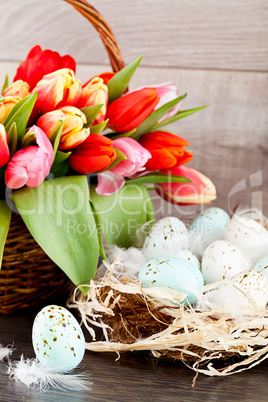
top-left (37, 106), bottom-right (89, 151)
top-left (2, 80), bottom-right (30, 99)
top-left (33, 68), bottom-right (81, 114)
top-left (76, 77), bottom-right (108, 124)
top-left (0, 96), bottom-right (21, 124)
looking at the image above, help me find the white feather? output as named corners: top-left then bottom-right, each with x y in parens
top-left (7, 355), bottom-right (91, 392)
top-left (98, 245), bottom-right (146, 279)
top-left (0, 344), bottom-right (13, 361)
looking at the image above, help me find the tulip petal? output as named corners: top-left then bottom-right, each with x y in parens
top-left (14, 45), bottom-right (76, 91)
top-left (5, 161), bottom-right (28, 189)
top-left (158, 166), bottom-right (217, 205)
top-left (0, 125), bottom-right (10, 168)
top-left (96, 171), bottom-right (125, 196)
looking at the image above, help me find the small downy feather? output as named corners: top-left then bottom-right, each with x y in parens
top-left (97, 245), bottom-right (146, 279)
top-left (0, 344), bottom-right (13, 361)
top-left (7, 356), bottom-right (92, 392)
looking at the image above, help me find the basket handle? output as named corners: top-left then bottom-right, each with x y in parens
top-left (63, 0), bottom-right (125, 72)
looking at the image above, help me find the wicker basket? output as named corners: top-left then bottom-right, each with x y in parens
top-left (0, 0), bottom-right (125, 314)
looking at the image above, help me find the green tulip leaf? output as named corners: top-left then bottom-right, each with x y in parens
top-left (127, 174), bottom-right (190, 185)
top-left (133, 94), bottom-right (187, 139)
top-left (90, 183), bottom-right (154, 248)
top-left (0, 200), bottom-right (11, 268)
top-left (90, 200), bottom-right (107, 261)
top-left (50, 150), bottom-right (71, 178)
top-left (107, 147), bottom-right (127, 170)
top-left (1, 74), bottom-right (9, 93)
top-left (90, 119), bottom-right (109, 134)
top-left (8, 122), bottom-right (18, 157)
top-left (81, 104), bottom-right (103, 128)
top-left (3, 92), bottom-right (37, 144)
top-left (49, 120), bottom-right (64, 156)
top-left (12, 176), bottom-right (99, 295)
top-left (154, 105), bottom-right (209, 129)
top-left (107, 56), bottom-right (143, 103)
top-left (3, 96), bottom-right (29, 126)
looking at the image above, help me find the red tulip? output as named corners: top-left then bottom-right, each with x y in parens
top-left (106, 88), bottom-right (159, 133)
top-left (157, 166), bottom-right (217, 205)
top-left (37, 106), bottom-right (89, 150)
top-left (33, 68), bottom-right (82, 114)
top-left (76, 77), bottom-right (108, 124)
top-left (2, 80), bottom-right (30, 99)
top-left (0, 124), bottom-right (10, 168)
top-left (69, 134), bottom-right (116, 174)
top-left (5, 125), bottom-right (54, 189)
top-left (139, 131), bottom-right (193, 171)
top-left (129, 82), bottom-right (181, 122)
top-left (13, 45), bottom-right (76, 91)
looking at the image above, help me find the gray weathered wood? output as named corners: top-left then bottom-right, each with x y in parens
top-left (0, 311), bottom-right (268, 400)
top-left (0, 0), bottom-right (267, 71)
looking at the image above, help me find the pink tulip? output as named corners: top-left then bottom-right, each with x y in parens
top-left (76, 77), bottom-right (108, 125)
top-left (5, 125), bottom-right (54, 189)
top-left (96, 137), bottom-right (151, 196)
top-left (157, 166), bottom-right (217, 205)
top-left (0, 124), bottom-right (10, 168)
top-left (33, 68), bottom-right (82, 114)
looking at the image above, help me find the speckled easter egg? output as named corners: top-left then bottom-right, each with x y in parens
top-left (207, 270), bottom-right (268, 315)
top-left (32, 305), bottom-right (85, 372)
top-left (224, 217), bottom-right (268, 265)
top-left (253, 255), bottom-right (268, 281)
top-left (139, 257), bottom-right (204, 305)
top-left (172, 249), bottom-right (201, 270)
top-left (142, 216), bottom-right (189, 260)
top-left (190, 207), bottom-right (230, 254)
top-left (201, 240), bottom-right (250, 284)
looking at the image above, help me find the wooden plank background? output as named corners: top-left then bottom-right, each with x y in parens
top-left (0, 0), bottom-right (267, 215)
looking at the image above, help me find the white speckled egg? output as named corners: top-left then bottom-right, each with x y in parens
top-left (201, 240), bottom-right (250, 284)
top-left (142, 216), bottom-right (189, 260)
top-left (224, 217), bottom-right (268, 265)
top-left (253, 255), bottom-right (268, 281)
top-left (139, 257), bottom-right (204, 305)
top-left (190, 207), bottom-right (230, 255)
top-left (32, 305), bottom-right (85, 372)
top-left (171, 249), bottom-right (200, 270)
top-left (207, 270), bottom-right (268, 315)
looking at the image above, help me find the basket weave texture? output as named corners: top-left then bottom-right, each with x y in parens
top-left (0, 0), bottom-right (124, 314)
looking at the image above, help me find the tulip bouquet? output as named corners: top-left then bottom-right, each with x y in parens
top-left (0, 45), bottom-right (216, 293)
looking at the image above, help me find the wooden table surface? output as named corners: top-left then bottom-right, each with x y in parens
top-left (0, 308), bottom-right (267, 402)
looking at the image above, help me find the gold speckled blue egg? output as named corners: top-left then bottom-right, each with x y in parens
top-left (32, 305), bottom-right (85, 372)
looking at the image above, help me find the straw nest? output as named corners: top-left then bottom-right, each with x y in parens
top-left (69, 261), bottom-right (268, 381)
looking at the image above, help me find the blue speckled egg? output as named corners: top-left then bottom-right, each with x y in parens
top-left (32, 305), bottom-right (85, 372)
top-left (190, 207), bottom-right (230, 253)
top-left (139, 257), bottom-right (204, 305)
top-left (253, 255), bottom-right (268, 281)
